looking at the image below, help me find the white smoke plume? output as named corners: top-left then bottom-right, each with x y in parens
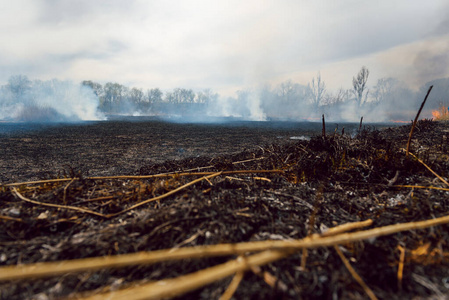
top-left (0, 76), bottom-right (104, 122)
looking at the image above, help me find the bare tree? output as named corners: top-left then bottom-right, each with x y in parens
top-left (352, 66), bottom-right (369, 107)
top-left (165, 88), bottom-right (195, 103)
top-left (7, 75), bottom-right (32, 98)
top-left (129, 87), bottom-right (144, 104)
top-left (82, 80), bottom-right (103, 98)
top-left (196, 89), bottom-right (218, 104)
top-left (277, 80), bottom-right (295, 103)
top-left (146, 88), bottom-right (163, 104)
top-left (372, 77), bottom-right (398, 103)
top-left (323, 88), bottom-right (350, 105)
top-left (308, 72), bottom-right (326, 111)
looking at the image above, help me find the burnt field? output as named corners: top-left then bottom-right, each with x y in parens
top-left (1, 118), bottom-right (449, 299)
top-left (0, 118), bottom-right (365, 183)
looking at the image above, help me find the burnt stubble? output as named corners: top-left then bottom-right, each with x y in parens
top-left (0, 119), bottom-right (320, 182)
top-left (1, 118), bottom-right (448, 299)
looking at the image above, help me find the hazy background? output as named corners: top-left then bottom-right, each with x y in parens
top-left (0, 1), bottom-right (448, 122)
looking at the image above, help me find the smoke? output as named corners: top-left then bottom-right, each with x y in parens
top-left (0, 77), bottom-right (104, 122)
top-left (246, 92), bottom-right (267, 121)
top-left (3, 74), bottom-right (444, 125)
top-left (204, 89), bottom-right (266, 121)
top-left (414, 47), bottom-right (449, 86)
top-left (202, 76), bottom-right (445, 123)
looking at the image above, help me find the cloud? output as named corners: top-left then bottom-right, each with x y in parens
top-left (36, 0), bottom-right (141, 24)
top-left (0, 0), bottom-right (448, 95)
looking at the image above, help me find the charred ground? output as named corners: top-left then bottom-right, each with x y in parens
top-left (1, 119), bottom-right (449, 299)
top-left (0, 119), bottom-right (330, 183)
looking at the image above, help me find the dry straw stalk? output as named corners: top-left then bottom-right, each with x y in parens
top-left (1, 215), bottom-right (449, 282)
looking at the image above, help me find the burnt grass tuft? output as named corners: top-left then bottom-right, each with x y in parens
top-left (1, 119), bottom-right (449, 299)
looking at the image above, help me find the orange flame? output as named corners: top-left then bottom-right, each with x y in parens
top-left (432, 105), bottom-right (449, 120)
top-left (432, 110), bottom-right (441, 119)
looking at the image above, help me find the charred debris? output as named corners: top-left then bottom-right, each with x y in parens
top-left (1, 116), bottom-right (449, 299)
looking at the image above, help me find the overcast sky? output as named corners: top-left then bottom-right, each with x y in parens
top-left (0, 0), bottom-right (448, 95)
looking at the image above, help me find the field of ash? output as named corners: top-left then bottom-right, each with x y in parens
top-left (1, 118), bottom-right (449, 299)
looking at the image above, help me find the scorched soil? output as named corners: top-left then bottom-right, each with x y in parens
top-left (1, 118), bottom-right (449, 299)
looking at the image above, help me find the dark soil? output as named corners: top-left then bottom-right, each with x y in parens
top-left (1, 118), bottom-right (449, 299)
top-left (0, 119), bottom-right (332, 183)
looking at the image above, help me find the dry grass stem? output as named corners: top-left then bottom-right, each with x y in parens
top-left (11, 187), bottom-right (107, 218)
top-left (300, 248), bottom-right (308, 271)
top-left (219, 271), bottom-right (245, 300)
top-left (392, 185), bottom-right (449, 191)
top-left (81, 250), bottom-right (292, 300)
top-left (250, 264), bottom-right (288, 291)
top-left (107, 172), bottom-right (222, 217)
top-left (3, 214), bottom-right (449, 282)
top-left (320, 219), bottom-right (373, 237)
top-left (4, 178), bottom-right (73, 187)
top-left (3, 169), bottom-right (282, 187)
top-left (253, 176), bottom-right (271, 182)
top-left (403, 150), bottom-right (449, 187)
top-left (334, 245), bottom-right (378, 300)
top-left (0, 215), bottom-right (23, 222)
top-left (171, 231), bottom-right (203, 249)
top-left (397, 245), bottom-right (406, 291)
top-left (62, 178), bottom-right (76, 204)
top-left (10, 173), bottom-right (223, 219)
top-left (406, 85), bottom-right (433, 156)
top-left (225, 176), bottom-right (245, 182)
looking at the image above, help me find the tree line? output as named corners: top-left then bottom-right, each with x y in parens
top-left (1, 67), bottom-right (448, 121)
top-left (80, 67), bottom-right (376, 117)
top-left (81, 81), bottom-right (219, 115)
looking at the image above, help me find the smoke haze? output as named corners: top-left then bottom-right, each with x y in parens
top-left (0, 77), bottom-right (104, 122)
top-left (0, 1), bottom-right (448, 123)
top-left (1, 71), bottom-right (448, 124)
top-left (0, 1), bottom-right (448, 97)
